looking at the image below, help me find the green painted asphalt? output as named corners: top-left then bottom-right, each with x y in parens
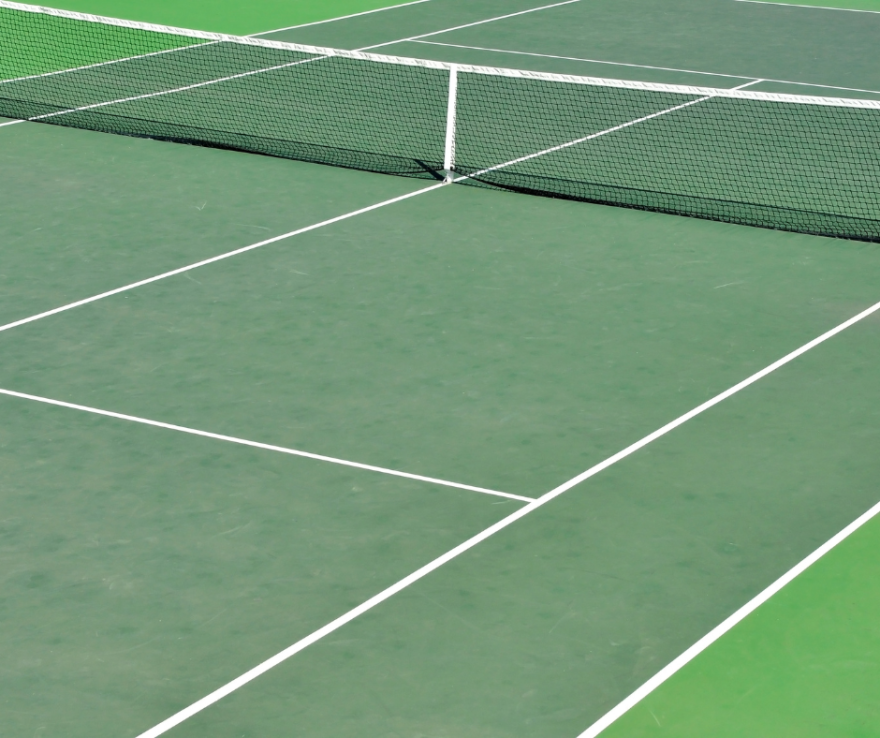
top-left (0, 122), bottom-right (424, 328)
top-left (0, 394), bottom-right (515, 738)
top-left (3, 179), bottom-right (880, 496)
top-left (3, 1), bottom-right (880, 735)
top-left (159, 280), bottom-right (880, 738)
top-left (604, 490), bottom-right (880, 738)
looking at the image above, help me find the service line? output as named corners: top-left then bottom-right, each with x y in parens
top-left (0, 0), bottom-right (580, 128)
top-left (133, 292), bottom-right (880, 738)
top-left (0, 387), bottom-right (528, 501)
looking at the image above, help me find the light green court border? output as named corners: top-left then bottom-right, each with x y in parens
top-left (602, 511), bottom-right (880, 737)
top-left (37, 0), bottom-right (424, 35)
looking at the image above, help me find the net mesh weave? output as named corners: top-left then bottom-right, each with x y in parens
top-left (2, 1), bottom-right (879, 241)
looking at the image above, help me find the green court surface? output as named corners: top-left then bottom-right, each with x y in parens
top-left (29, 0), bottom-right (423, 34)
top-left (1, 1), bottom-right (879, 737)
top-left (0, 8), bottom-right (194, 79)
top-left (604, 508), bottom-right (880, 737)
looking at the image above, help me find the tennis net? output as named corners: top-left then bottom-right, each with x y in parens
top-left (2, 0), bottom-right (879, 241)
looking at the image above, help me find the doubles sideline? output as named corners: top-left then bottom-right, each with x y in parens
top-left (133, 292), bottom-right (880, 738)
top-left (578, 493), bottom-right (880, 736)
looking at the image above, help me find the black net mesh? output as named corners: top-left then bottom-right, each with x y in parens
top-left (2, 3), bottom-right (879, 241)
top-left (455, 74), bottom-right (880, 240)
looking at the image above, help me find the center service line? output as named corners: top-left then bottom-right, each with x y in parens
top-left (0, 182), bottom-right (446, 336)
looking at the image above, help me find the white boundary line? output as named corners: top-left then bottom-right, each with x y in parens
top-left (132, 293), bottom-right (880, 738)
top-left (0, 388), bottom-right (530, 501)
top-left (1, 0), bottom-right (878, 107)
top-left (24, 53), bottom-right (325, 123)
top-left (358, 0), bottom-right (582, 50)
top-left (577, 494), bottom-right (880, 737)
top-left (0, 0), bottom-right (590, 129)
top-left (414, 40), bottom-right (760, 81)
top-left (413, 39), bottom-right (880, 97)
top-left (20, 1), bottom-right (582, 124)
top-left (0, 79), bottom-right (751, 337)
top-left (458, 80), bottom-right (761, 180)
top-left (0, 41), bottom-right (217, 86)
top-left (734, 0), bottom-right (880, 13)
top-left (0, 182), bottom-right (446, 336)
top-left (250, 0), bottom-right (431, 35)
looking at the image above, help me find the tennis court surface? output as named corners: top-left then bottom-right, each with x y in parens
top-left (1, 1), bottom-right (879, 736)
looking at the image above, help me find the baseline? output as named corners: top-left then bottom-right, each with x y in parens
top-left (734, 0), bottom-right (880, 12)
top-left (250, 0), bottom-right (431, 36)
top-left (133, 289), bottom-right (880, 738)
top-left (0, 387), bottom-right (529, 502)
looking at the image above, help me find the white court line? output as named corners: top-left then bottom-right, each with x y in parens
top-left (24, 54), bottom-right (324, 123)
top-left (414, 40), bottom-right (880, 97)
top-left (361, 0), bottom-right (582, 50)
top-left (250, 0), bottom-right (431, 35)
top-left (414, 40), bottom-right (757, 81)
top-left (734, 0), bottom-right (880, 12)
top-left (0, 388), bottom-right (530, 502)
top-left (0, 3), bottom-right (598, 331)
top-left (4, 1), bottom-right (580, 126)
top-left (0, 182), bottom-right (446, 336)
top-left (0, 79), bottom-right (755, 337)
top-left (458, 80), bottom-right (761, 181)
top-left (133, 289), bottom-right (880, 738)
top-left (0, 40), bottom-right (217, 86)
top-left (577, 497), bottom-right (880, 736)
